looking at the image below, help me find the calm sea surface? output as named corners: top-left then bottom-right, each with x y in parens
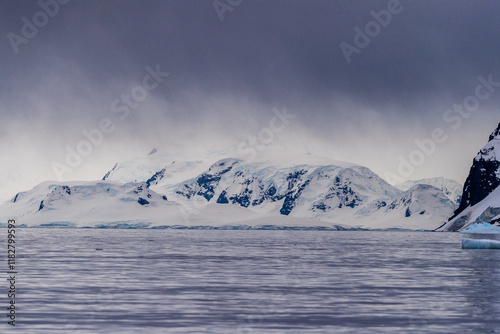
top-left (5, 229), bottom-right (500, 333)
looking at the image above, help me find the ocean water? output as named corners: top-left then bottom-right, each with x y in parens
top-left (6, 229), bottom-right (500, 333)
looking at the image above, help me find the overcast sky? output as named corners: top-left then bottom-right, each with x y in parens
top-left (1, 0), bottom-right (499, 201)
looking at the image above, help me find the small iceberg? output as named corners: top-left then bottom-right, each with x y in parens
top-left (460, 223), bottom-right (500, 234)
top-left (462, 238), bottom-right (500, 249)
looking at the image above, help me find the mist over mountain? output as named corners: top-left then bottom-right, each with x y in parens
top-left (1, 1), bottom-right (500, 203)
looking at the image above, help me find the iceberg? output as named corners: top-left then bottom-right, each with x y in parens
top-left (462, 238), bottom-right (500, 249)
top-left (460, 223), bottom-right (500, 234)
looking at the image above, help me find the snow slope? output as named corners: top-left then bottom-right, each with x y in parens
top-left (0, 181), bottom-right (185, 228)
top-left (102, 149), bottom-right (214, 185)
top-left (395, 177), bottom-right (462, 205)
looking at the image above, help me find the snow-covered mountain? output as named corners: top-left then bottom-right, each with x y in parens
top-left (1, 148), bottom-right (459, 230)
top-left (164, 159), bottom-right (454, 230)
top-left (172, 159), bottom-right (398, 214)
top-left (437, 123), bottom-right (500, 231)
top-left (395, 177), bottom-right (462, 205)
top-left (0, 181), bottom-right (185, 228)
top-left (99, 149), bottom-right (457, 230)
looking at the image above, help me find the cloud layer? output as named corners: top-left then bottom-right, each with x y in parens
top-left (1, 0), bottom-right (500, 201)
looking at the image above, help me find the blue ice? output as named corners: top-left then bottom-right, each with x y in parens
top-left (462, 238), bottom-right (500, 249)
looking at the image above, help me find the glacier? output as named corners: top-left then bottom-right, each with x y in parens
top-left (460, 223), bottom-right (500, 234)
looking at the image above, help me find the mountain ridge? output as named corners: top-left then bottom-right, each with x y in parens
top-left (2, 149), bottom-right (460, 230)
top-left (438, 123), bottom-right (500, 231)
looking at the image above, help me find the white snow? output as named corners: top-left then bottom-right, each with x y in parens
top-left (1, 147), bottom-right (458, 230)
top-left (476, 138), bottom-right (500, 162)
top-left (395, 177), bottom-right (462, 205)
top-left (0, 180), bottom-right (186, 228)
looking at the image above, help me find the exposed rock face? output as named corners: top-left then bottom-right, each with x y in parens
top-left (437, 123), bottom-right (500, 231)
top-left (175, 159), bottom-right (240, 201)
top-left (451, 123), bottom-right (500, 219)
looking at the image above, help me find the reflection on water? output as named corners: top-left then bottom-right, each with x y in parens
top-left (8, 229), bottom-right (500, 333)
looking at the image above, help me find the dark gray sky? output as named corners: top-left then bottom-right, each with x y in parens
top-left (1, 0), bottom-right (499, 200)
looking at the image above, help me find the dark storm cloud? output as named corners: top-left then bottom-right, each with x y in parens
top-left (2, 0), bottom-right (500, 116)
top-left (1, 0), bottom-right (500, 194)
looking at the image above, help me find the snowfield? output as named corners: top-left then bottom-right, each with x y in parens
top-left (395, 177), bottom-right (462, 205)
top-left (1, 181), bottom-right (185, 228)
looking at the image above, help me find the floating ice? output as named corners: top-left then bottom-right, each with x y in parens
top-left (462, 238), bottom-right (500, 249)
top-left (460, 223), bottom-right (500, 234)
